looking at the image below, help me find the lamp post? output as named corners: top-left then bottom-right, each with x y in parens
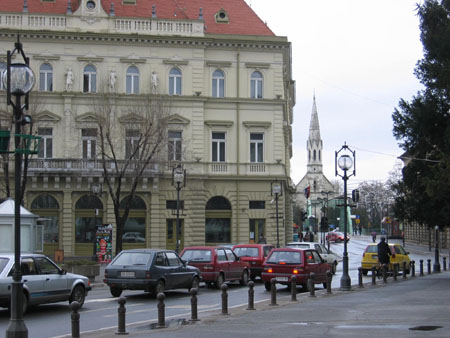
top-left (3, 36), bottom-right (35, 338)
top-left (271, 181), bottom-right (283, 248)
top-left (433, 225), bottom-right (441, 273)
top-left (172, 164), bottom-right (186, 253)
top-left (335, 144), bottom-right (355, 291)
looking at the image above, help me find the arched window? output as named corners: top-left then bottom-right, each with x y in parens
top-left (126, 66), bottom-right (140, 94)
top-left (206, 196), bottom-right (231, 210)
top-left (212, 69), bottom-right (224, 98)
top-left (250, 71), bottom-right (263, 99)
top-left (313, 150), bottom-right (316, 161)
top-left (205, 196), bottom-right (232, 243)
top-left (0, 62), bottom-right (6, 90)
top-left (319, 150), bottom-right (321, 161)
top-left (39, 63), bottom-right (53, 92)
top-left (120, 195), bottom-right (147, 244)
top-left (31, 194), bottom-right (59, 245)
top-left (75, 195), bottom-right (103, 246)
top-left (169, 68), bottom-right (182, 95)
top-left (83, 65), bottom-right (97, 93)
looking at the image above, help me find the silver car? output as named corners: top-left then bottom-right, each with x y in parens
top-left (286, 242), bottom-right (342, 274)
top-left (0, 253), bottom-right (91, 313)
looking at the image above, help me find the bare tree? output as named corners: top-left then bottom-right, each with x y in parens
top-left (91, 92), bottom-right (170, 254)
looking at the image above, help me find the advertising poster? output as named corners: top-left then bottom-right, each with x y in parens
top-left (96, 224), bottom-right (113, 263)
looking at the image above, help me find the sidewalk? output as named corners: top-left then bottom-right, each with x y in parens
top-left (84, 270), bottom-right (450, 338)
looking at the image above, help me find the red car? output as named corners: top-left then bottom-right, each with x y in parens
top-left (232, 244), bottom-right (274, 280)
top-left (261, 248), bottom-right (331, 291)
top-left (180, 246), bottom-right (250, 288)
top-left (326, 231), bottom-right (350, 243)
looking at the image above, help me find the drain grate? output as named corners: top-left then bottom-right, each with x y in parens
top-left (409, 326), bottom-right (442, 331)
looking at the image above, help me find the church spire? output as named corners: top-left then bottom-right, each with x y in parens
top-left (306, 94), bottom-right (323, 173)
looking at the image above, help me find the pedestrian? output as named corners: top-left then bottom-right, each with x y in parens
top-left (371, 231), bottom-right (377, 243)
top-left (304, 228), bottom-right (310, 242)
top-left (258, 234), bottom-right (267, 244)
top-left (309, 231), bottom-right (314, 242)
top-left (358, 226), bottom-right (362, 236)
top-left (377, 236), bottom-right (391, 275)
top-left (298, 231), bottom-right (304, 242)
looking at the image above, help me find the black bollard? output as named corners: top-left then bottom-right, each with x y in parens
top-left (371, 266), bottom-right (376, 285)
top-left (427, 259), bottom-right (431, 274)
top-left (443, 257), bottom-right (447, 271)
top-left (402, 262), bottom-right (407, 280)
top-left (157, 293), bottom-right (166, 328)
top-left (70, 301), bottom-right (80, 338)
top-left (270, 278), bottom-right (278, 306)
top-left (393, 263), bottom-right (398, 281)
top-left (290, 276), bottom-right (297, 302)
top-left (326, 271), bottom-right (333, 294)
top-left (382, 264), bottom-right (387, 284)
top-left (411, 260), bottom-right (415, 277)
top-left (247, 281), bottom-right (255, 310)
top-left (221, 283), bottom-right (229, 314)
top-left (420, 259), bottom-right (424, 276)
top-left (308, 273), bottom-right (316, 298)
top-left (116, 297), bottom-right (128, 335)
top-left (190, 288), bottom-right (200, 321)
top-left (358, 267), bottom-right (364, 288)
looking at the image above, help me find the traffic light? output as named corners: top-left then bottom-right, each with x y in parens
top-left (352, 189), bottom-right (360, 202)
top-left (301, 211), bottom-right (307, 221)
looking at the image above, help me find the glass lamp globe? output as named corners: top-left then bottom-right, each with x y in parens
top-left (2, 63), bottom-right (35, 96)
top-left (272, 182), bottom-right (282, 195)
top-left (338, 154), bottom-right (353, 171)
top-left (174, 166), bottom-right (185, 183)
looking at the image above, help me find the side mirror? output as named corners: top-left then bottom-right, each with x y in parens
top-left (406, 252), bottom-right (410, 255)
top-left (60, 269), bottom-right (67, 275)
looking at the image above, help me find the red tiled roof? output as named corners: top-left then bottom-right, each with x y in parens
top-left (0, 0), bottom-right (275, 36)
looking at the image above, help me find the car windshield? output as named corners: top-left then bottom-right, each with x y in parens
top-left (181, 250), bottom-right (212, 262)
top-left (286, 243), bottom-right (310, 249)
top-left (233, 247), bottom-right (259, 257)
top-left (266, 251), bottom-right (302, 264)
top-left (0, 258), bottom-right (9, 274)
top-left (112, 252), bottom-right (152, 266)
top-left (366, 246), bottom-right (377, 253)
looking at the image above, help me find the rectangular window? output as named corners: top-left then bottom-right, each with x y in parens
top-left (38, 128), bottom-right (53, 159)
top-left (205, 218), bottom-right (230, 243)
top-left (168, 131), bottom-right (182, 161)
top-left (250, 133), bottom-right (264, 163)
top-left (249, 201), bottom-right (265, 209)
top-left (125, 129), bottom-right (140, 159)
top-left (82, 128), bottom-right (97, 159)
top-left (212, 132), bottom-right (226, 162)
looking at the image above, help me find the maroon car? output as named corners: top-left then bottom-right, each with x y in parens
top-left (261, 248), bottom-right (331, 291)
top-left (232, 244), bottom-right (274, 280)
top-left (326, 231), bottom-right (350, 243)
top-left (180, 246), bottom-right (250, 288)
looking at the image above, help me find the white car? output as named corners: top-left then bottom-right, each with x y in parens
top-left (286, 242), bottom-right (342, 274)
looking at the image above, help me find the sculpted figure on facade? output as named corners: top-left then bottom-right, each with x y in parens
top-left (65, 68), bottom-right (74, 91)
top-left (151, 71), bottom-right (159, 94)
top-left (109, 70), bottom-right (117, 92)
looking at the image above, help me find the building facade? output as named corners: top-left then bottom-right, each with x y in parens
top-left (0, 0), bottom-right (295, 258)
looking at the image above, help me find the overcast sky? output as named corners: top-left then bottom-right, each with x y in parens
top-left (245, 0), bottom-right (424, 189)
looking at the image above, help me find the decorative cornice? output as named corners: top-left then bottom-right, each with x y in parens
top-left (35, 111), bottom-right (61, 122)
top-left (205, 61), bottom-right (232, 67)
top-left (242, 121), bottom-right (271, 129)
top-left (77, 56), bottom-right (104, 62)
top-left (204, 120), bottom-right (233, 127)
top-left (245, 62), bottom-right (270, 69)
top-left (163, 59), bottom-right (189, 66)
top-left (167, 113), bottom-right (190, 125)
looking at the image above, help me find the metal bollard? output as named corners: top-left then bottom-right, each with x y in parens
top-left (427, 259), bottom-right (431, 274)
top-left (116, 297), bottom-right (128, 335)
top-left (70, 301), bottom-right (80, 338)
top-left (382, 264), bottom-right (387, 284)
top-left (402, 262), bottom-right (407, 279)
top-left (190, 288), bottom-right (200, 321)
top-left (393, 263), bottom-right (398, 281)
top-left (157, 293), bottom-right (166, 328)
top-left (371, 266), bottom-right (376, 285)
top-left (221, 283), bottom-right (229, 314)
top-left (326, 271), bottom-right (333, 294)
top-left (290, 275), bottom-right (297, 302)
top-left (247, 281), bottom-right (255, 310)
top-left (411, 260), bottom-right (416, 277)
top-left (308, 273), bottom-right (316, 297)
top-left (358, 267), bottom-right (364, 288)
top-left (443, 257), bottom-right (447, 271)
top-left (270, 278), bottom-right (278, 306)
top-left (420, 259), bottom-right (424, 276)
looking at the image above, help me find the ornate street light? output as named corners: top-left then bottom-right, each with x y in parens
top-left (4, 36), bottom-right (36, 338)
top-left (271, 181), bottom-right (283, 248)
top-left (335, 143), bottom-right (355, 291)
top-left (172, 164), bottom-right (186, 253)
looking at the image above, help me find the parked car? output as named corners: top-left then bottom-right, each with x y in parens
top-left (0, 253), bottom-right (91, 313)
top-left (361, 243), bottom-right (411, 275)
top-left (180, 246), bottom-right (250, 288)
top-left (122, 232), bottom-right (145, 243)
top-left (103, 249), bottom-right (200, 297)
top-left (326, 231), bottom-right (350, 243)
top-left (232, 244), bottom-right (274, 280)
top-left (261, 248), bottom-right (331, 291)
top-left (286, 242), bottom-right (341, 274)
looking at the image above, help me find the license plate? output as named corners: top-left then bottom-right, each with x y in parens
top-left (121, 271), bottom-right (135, 277)
top-left (276, 277), bottom-right (289, 282)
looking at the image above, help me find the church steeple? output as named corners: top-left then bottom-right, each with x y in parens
top-left (306, 94), bottom-right (323, 173)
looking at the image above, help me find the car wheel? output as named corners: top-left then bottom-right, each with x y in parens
top-left (240, 270), bottom-right (249, 286)
top-left (215, 273), bottom-right (225, 289)
top-left (110, 287), bottom-right (123, 298)
top-left (362, 269), bottom-right (368, 276)
top-left (70, 285), bottom-right (86, 308)
top-left (264, 281), bottom-right (271, 291)
top-left (332, 262), bottom-right (337, 274)
top-left (189, 276), bottom-right (200, 291)
top-left (156, 280), bottom-right (165, 295)
top-left (22, 292), bottom-right (28, 315)
top-left (323, 282), bottom-right (327, 289)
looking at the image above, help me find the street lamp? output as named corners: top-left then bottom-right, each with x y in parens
top-left (433, 225), bottom-right (441, 273)
top-left (172, 164), bottom-right (186, 253)
top-left (271, 181), bottom-right (283, 248)
top-left (335, 144), bottom-right (355, 291)
top-left (4, 36), bottom-right (35, 338)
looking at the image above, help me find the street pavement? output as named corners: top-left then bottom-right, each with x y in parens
top-left (81, 238), bottom-right (449, 338)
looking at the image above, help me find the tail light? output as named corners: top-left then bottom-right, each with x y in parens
top-left (293, 269), bottom-right (299, 274)
top-left (268, 268), bottom-right (273, 273)
top-left (279, 261), bottom-right (286, 265)
top-left (145, 271), bottom-right (151, 279)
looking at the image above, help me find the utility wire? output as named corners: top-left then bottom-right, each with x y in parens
top-left (348, 145), bottom-right (442, 163)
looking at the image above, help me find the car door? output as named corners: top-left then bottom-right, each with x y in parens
top-left (216, 249), bottom-right (230, 280)
top-left (166, 251), bottom-right (191, 289)
top-left (225, 249), bottom-right (241, 279)
top-left (311, 250), bottom-right (327, 281)
top-left (16, 257), bottom-right (45, 306)
top-left (34, 256), bottom-right (70, 302)
top-left (316, 244), bottom-right (332, 264)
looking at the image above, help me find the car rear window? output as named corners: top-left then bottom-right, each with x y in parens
top-left (287, 244), bottom-right (310, 249)
top-left (112, 252), bottom-right (152, 266)
top-left (267, 251), bottom-right (302, 264)
top-left (181, 250), bottom-right (212, 263)
top-left (0, 258), bottom-right (9, 274)
top-left (233, 247), bottom-right (259, 258)
top-left (366, 246), bottom-right (377, 253)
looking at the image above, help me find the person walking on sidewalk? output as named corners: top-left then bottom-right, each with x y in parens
top-left (377, 236), bottom-right (391, 276)
top-left (371, 231), bottom-right (377, 243)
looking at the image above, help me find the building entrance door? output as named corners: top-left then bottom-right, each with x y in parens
top-left (249, 219), bottom-right (265, 244)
